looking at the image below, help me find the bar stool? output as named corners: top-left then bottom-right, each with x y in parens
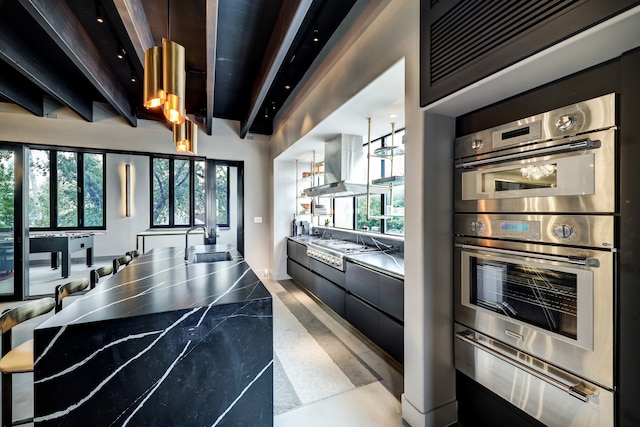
top-left (54, 278), bottom-right (90, 313)
top-left (0, 297), bottom-right (56, 426)
top-left (126, 250), bottom-right (140, 259)
top-left (89, 265), bottom-right (113, 289)
top-left (112, 255), bottom-right (132, 274)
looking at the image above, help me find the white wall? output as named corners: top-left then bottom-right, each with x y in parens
top-left (0, 101), bottom-right (271, 273)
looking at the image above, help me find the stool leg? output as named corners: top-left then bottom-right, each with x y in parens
top-left (2, 371), bottom-right (12, 427)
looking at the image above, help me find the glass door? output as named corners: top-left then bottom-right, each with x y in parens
top-left (0, 147), bottom-right (17, 298)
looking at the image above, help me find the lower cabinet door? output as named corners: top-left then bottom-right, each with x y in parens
top-left (378, 314), bottom-right (403, 363)
top-left (345, 294), bottom-right (378, 343)
top-left (311, 273), bottom-right (346, 317)
top-left (287, 258), bottom-right (310, 286)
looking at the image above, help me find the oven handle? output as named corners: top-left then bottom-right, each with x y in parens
top-left (456, 330), bottom-right (597, 402)
top-left (455, 138), bottom-right (599, 169)
top-left (455, 243), bottom-right (600, 267)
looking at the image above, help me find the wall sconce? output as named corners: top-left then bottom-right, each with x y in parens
top-left (125, 164), bottom-right (131, 217)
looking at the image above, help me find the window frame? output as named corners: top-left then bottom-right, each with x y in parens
top-left (28, 147), bottom-right (106, 231)
top-left (150, 155), bottom-right (208, 229)
top-left (215, 165), bottom-right (230, 228)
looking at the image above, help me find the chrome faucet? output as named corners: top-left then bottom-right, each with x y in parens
top-left (185, 225), bottom-right (209, 261)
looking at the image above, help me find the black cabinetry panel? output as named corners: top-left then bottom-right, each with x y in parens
top-left (346, 262), bottom-right (403, 321)
top-left (420, 0), bottom-right (640, 105)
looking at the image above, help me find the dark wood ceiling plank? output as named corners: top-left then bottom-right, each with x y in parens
top-left (0, 61), bottom-right (43, 117)
top-left (18, 0), bottom-right (137, 126)
top-left (205, 0), bottom-right (218, 135)
top-left (240, 0), bottom-right (313, 138)
top-left (0, 25), bottom-right (92, 121)
top-left (112, 0), bottom-right (154, 66)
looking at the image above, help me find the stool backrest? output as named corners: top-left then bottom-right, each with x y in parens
top-left (112, 255), bottom-right (132, 273)
top-left (55, 278), bottom-right (90, 312)
top-left (90, 265), bottom-right (114, 289)
top-left (0, 298), bottom-right (55, 352)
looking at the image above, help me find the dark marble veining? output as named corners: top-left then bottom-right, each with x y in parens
top-left (33, 246), bottom-right (273, 426)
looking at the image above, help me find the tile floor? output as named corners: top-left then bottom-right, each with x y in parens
top-left (1, 263), bottom-right (405, 426)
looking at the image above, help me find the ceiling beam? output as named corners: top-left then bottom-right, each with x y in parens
top-left (205, 0), bottom-right (218, 135)
top-left (0, 62), bottom-right (43, 117)
top-left (112, 0), bottom-right (154, 66)
top-left (18, 0), bottom-right (137, 126)
top-left (240, 0), bottom-right (313, 138)
top-left (0, 24), bottom-right (93, 121)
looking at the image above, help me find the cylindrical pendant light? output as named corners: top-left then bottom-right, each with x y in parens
top-left (143, 46), bottom-right (165, 108)
top-left (162, 37), bottom-right (186, 124)
top-left (173, 120), bottom-right (197, 155)
top-left (185, 120), bottom-right (197, 155)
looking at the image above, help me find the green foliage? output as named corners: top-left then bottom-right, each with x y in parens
top-left (216, 166), bottom-right (228, 225)
top-left (83, 153), bottom-right (104, 227)
top-left (57, 151), bottom-right (78, 227)
top-left (0, 150), bottom-right (14, 229)
top-left (153, 158), bottom-right (170, 225)
top-left (29, 149), bottom-right (50, 227)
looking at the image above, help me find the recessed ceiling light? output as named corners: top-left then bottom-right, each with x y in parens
top-left (389, 113), bottom-right (397, 118)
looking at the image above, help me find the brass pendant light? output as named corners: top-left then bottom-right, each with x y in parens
top-left (143, 46), bottom-right (165, 108)
top-left (162, 37), bottom-right (186, 124)
top-left (142, 0), bottom-right (186, 126)
top-left (173, 120), bottom-right (198, 155)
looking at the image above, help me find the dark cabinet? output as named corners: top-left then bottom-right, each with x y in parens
top-left (287, 258), bottom-right (310, 286)
top-left (345, 261), bottom-right (404, 362)
top-left (286, 239), bottom-right (309, 268)
top-left (287, 240), bottom-right (404, 363)
top-left (345, 294), bottom-right (404, 363)
top-left (345, 262), bottom-right (403, 322)
top-left (420, 0), bottom-right (640, 105)
top-left (309, 272), bottom-right (345, 317)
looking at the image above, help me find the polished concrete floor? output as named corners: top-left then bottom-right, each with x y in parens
top-left (1, 263), bottom-right (405, 426)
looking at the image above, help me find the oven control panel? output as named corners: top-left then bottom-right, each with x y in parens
top-left (455, 214), bottom-right (614, 248)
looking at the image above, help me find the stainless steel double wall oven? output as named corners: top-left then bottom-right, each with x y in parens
top-left (453, 94), bottom-right (617, 427)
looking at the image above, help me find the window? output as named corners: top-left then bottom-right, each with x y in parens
top-left (151, 156), bottom-right (206, 228)
top-left (29, 148), bottom-right (105, 230)
top-left (332, 128), bottom-right (405, 235)
top-left (216, 165), bottom-right (229, 227)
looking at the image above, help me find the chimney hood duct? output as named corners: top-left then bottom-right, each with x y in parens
top-left (303, 134), bottom-right (385, 197)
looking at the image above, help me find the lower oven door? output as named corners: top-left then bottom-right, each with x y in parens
top-left (455, 324), bottom-right (614, 427)
top-left (454, 238), bottom-right (613, 389)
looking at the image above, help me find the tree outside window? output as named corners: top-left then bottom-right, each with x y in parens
top-left (151, 157), bottom-right (208, 227)
top-left (29, 148), bottom-right (105, 230)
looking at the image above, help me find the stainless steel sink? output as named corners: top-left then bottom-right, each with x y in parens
top-left (192, 251), bottom-right (232, 263)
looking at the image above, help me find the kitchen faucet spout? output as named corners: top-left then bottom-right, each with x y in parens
top-left (185, 225), bottom-right (209, 261)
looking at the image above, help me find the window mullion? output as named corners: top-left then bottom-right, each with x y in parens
top-left (168, 159), bottom-right (175, 227)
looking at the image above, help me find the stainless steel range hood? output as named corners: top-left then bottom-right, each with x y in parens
top-left (303, 134), bottom-right (385, 197)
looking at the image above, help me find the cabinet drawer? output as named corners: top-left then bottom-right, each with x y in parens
top-left (311, 273), bottom-right (345, 317)
top-left (345, 294), bottom-right (378, 343)
top-left (378, 314), bottom-right (403, 363)
top-left (378, 274), bottom-right (403, 322)
top-left (287, 258), bottom-right (310, 286)
top-left (287, 239), bottom-right (309, 268)
top-left (345, 262), bottom-right (379, 306)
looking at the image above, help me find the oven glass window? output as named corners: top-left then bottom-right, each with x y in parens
top-left (470, 257), bottom-right (577, 339)
top-left (482, 163), bottom-right (557, 192)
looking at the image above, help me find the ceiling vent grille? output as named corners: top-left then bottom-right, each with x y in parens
top-left (430, 0), bottom-right (580, 84)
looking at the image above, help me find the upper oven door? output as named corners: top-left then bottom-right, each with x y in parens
top-left (454, 237), bottom-right (613, 389)
top-left (454, 128), bottom-right (615, 213)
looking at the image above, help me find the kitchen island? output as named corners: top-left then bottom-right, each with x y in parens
top-left (33, 246), bottom-right (273, 426)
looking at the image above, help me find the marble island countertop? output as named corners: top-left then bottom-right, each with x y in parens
top-left (288, 235), bottom-right (405, 280)
top-left (37, 245), bottom-right (268, 328)
top-left (33, 245), bottom-right (273, 426)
